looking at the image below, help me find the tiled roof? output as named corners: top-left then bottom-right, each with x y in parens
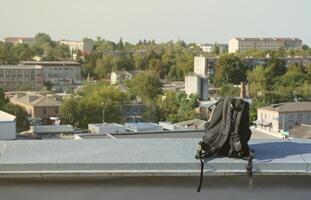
top-left (259, 102), bottom-right (311, 112)
top-left (11, 94), bottom-right (61, 107)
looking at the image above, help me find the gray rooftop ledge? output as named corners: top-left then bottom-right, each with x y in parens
top-left (0, 139), bottom-right (311, 178)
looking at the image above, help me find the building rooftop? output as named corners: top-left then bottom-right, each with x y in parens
top-left (289, 124), bottom-right (311, 139)
top-left (0, 110), bottom-right (15, 122)
top-left (258, 102), bottom-right (311, 113)
top-left (10, 94), bottom-right (62, 107)
top-left (233, 37), bottom-right (302, 42)
top-left (76, 129), bottom-right (276, 140)
top-left (0, 138), bottom-right (310, 178)
top-left (20, 61), bottom-right (80, 66)
top-left (0, 65), bottom-right (42, 69)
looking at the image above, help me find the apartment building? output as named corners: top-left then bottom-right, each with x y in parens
top-left (257, 102), bottom-right (311, 134)
top-left (195, 56), bottom-right (311, 75)
top-left (185, 73), bottom-right (209, 100)
top-left (194, 56), bottom-right (216, 78)
top-left (3, 37), bottom-right (35, 45)
top-left (9, 93), bottom-right (62, 125)
top-left (0, 65), bottom-right (44, 91)
top-left (59, 39), bottom-right (94, 54)
top-left (20, 61), bottom-right (82, 92)
top-left (229, 37), bottom-right (303, 53)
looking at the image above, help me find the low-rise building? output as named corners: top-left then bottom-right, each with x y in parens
top-left (197, 43), bottom-right (228, 53)
top-left (9, 93), bottom-right (62, 125)
top-left (88, 123), bottom-right (126, 134)
top-left (3, 37), bottom-right (35, 45)
top-left (257, 102), bottom-right (311, 135)
top-left (110, 71), bottom-right (133, 85)
top-left (229, 37), bottom-right (303, 53)
top-left (0, 65), bottom-right (44, 91)
top-left (0, 110), bottom-right (16, 140)
top-left (59, 39), bottom-right (94, 55)
top-left (159, 119), bottom-right (206, 131)
top-left (124, 122), bottom-right (163, 132)
top-left (20, 61), bottom-right (82, 92)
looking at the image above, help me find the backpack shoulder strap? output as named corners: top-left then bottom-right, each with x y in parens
top-left (229, 98), bottom-right (244, 156)
top-left (210, 97), bottom-right (233, 151)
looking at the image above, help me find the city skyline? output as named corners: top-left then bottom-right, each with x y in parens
top-left (1, 0), bottom-right (311, 45)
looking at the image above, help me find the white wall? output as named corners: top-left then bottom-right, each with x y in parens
top-left (185, 75), bottom-right (201, 98)
top-left (0, 121), bottom-right (16, 140)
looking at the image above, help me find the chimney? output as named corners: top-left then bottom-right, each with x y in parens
top-left (240, 82), bottom-right (246, 99)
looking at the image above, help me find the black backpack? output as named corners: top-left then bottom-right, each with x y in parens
top-left (195, 97), bottom-right (254, 192)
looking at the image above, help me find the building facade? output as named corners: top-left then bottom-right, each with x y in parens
top-left (9, 93), bottom-right (62, 125)
top-left (197, 43), bottom-right (228, 53)
top-left (59, 40), bottom-right (94, 55)
top-left (3, 37), bottom-right (35, 45)
top-left (185, 74), bottom-right (208, 100)
top-left (229, 37), bottom-right (303, 53)
top-left (0, 65), bottom-right (44, 91)
top-left (194, 56), bottom-right (216, 78)
top-left (20, 61), bottom-right (82, 92)
top-left (110, 71), bottom-right (133, 85)
top-left (257, 102), bottom-right (311, 134)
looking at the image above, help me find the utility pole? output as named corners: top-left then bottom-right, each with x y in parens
top-left (103, 107), bottom-right (105, 124)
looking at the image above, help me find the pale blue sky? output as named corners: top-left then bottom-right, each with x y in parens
top-left (1, 0), bottom-right (310, 44)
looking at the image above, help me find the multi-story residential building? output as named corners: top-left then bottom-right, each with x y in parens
top-left (185, 73), bottom-right (209, 100)
top-left (229, 37), bottom-right (303, 53)
top-left (59, 39), bottom-right (94, 55)
top-left (0, 65), bottom-right (44, 91)
top-left (195, 56), bottom-right (311, 75)
top-left (20, 61), bottom-right (82, 92)
top-left (194, 56), bottom-right (216, 78)
top-left (185, 56), bottom-right (212, 100)
top-left (3, 37), bottom-right (35, 45)
top-left (257, 102), bottom-right (311, 135)
top-left (9, 93), bottom-right (62, 125)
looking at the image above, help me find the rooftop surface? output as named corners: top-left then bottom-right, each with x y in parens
top-left (0, 138), bottom-right (310, 178)
top-left (77, 129), bottom-right (276, 139)
top-left (258, 102), bottom-right (311, 112)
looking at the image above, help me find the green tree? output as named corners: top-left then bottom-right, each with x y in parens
top-left (219, 83), bottom-right (240, 97)
top-left (247, 65), bottom-right (268, 98)
top-left (215, 54), bottom-right (247, 86)
top-left (60, 84), bottom-right (126, 128)
top-left (156, 91), bottom-right (198, 123)
top-left (127, 71), bottom-right (162, 104)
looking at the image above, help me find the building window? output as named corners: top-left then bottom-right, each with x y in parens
top-left (298, 114), bottom-right (303, 122)
top-left (289, 114), bottom-right (294, 120)
top-left (43, 108), bottom-right (47, 114)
